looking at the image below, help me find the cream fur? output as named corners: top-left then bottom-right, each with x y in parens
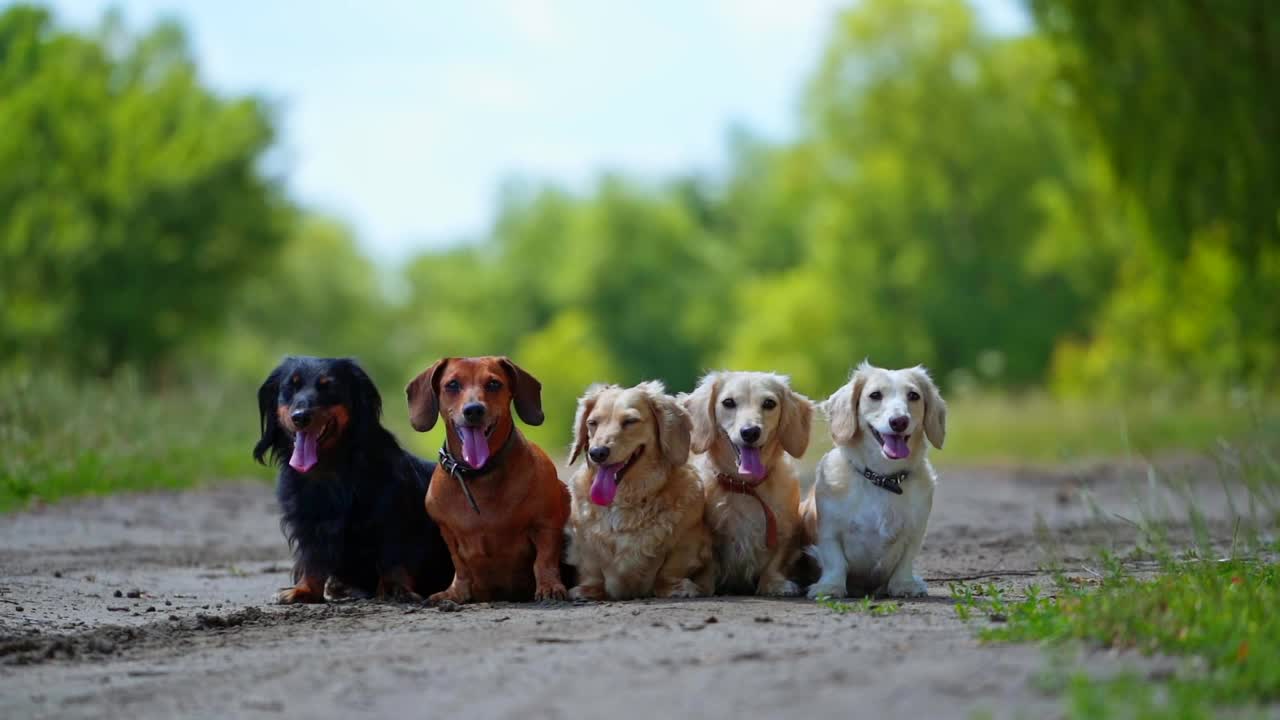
top-left (683, 371), bottom-right (813, 596)
top-left (565, 382), bottom-right (712, 600)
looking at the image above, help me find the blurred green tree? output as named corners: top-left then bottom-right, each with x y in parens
top-left (721, 0), bottom-right (1103, 395)
top-left (1030, 0), bottom-right (1280, 390)
top-left (0, 5), bottom-right (287, 375)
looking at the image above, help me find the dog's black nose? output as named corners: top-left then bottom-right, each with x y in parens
top-left (462, 402), bottom-right (486, 423)
top-left (740, 426), bottom-right (762, 445)
top-left (889, 415), bottom-right (909, 433)
top-left (291, 409), bottom-right (312, 429)
top-left (588, 446), bottom-right (610, 464)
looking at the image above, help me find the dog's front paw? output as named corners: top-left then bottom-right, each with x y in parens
top-left (535, 582), bottom-right (568, 602)
top-left (886, 575), bottom-right (928, 598)
top-left (569, 584), bottom-right (606, 601)
top-left (806, 582), bottom-right (847, 600)
top-left (428, 588), bottom-right (469, 605)
top-left (656, 578), bottom-right (701, 599)
top-left (276, 586), bottom-right (324, 605)
top-left (325, 577), bottom-right (373, 602)
top-left (758, 578), bottom-right (802, 598)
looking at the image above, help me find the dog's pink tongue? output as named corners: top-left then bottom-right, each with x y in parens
top-left (459, 426), bottom-right (490, 468)
top-left (883, 433), bottom-right (910, 460)
top-left (289, 431), bottom-right (318, 473)
top-left (737, 446), bottom-right (766, 479)
top-left (590, 464), bottom-right (622, 506)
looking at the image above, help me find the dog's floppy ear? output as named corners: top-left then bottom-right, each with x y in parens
top-left (641, 381), bottom-right (692, 466)
top-left (681, 372), bottom-right (721, 454)
top-left (338, 358), bottom-right (382, 424)
top-left (499, 357), bottom-right (544, 426)
top-left (254, 359), bottom-right (288, 465)
top-left (569, 384), bottom-right (607, 465)
top-left (778, 386), bottom-right (814, 459)
top-left (406, 358), bottom-right (450, 432)
top-left (911, 366), bottom-right (947, 449)
top-left (825, 365), bottom-right (867, 445)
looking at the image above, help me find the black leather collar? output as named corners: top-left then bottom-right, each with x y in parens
top-left (857, 465), bottom-right (910, 495)
top-left (437, 427), bottom-right (517, 515)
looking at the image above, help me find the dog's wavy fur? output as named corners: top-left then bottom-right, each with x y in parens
top-left (255, 356), bottom-right (453, 603)
top-left (682, 371), bottom-right (813, 596)
top-left (565, 382), bottom-right (713, 600)
top-left (802, 361), bottom-right (946, 599)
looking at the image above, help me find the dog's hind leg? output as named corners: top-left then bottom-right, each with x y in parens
top-left (375, 567), bottom-right (423, 603)
top-left (324, 576), bottom-right (374, 602)
top-left (756, 538), bottom-right (802, 597)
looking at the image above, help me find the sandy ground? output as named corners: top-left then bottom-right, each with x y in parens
top-left (0, 459), bottom-right (1239, 720)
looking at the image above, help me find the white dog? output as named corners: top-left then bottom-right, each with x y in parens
top-left (801, 362), bottom-right (946, 599)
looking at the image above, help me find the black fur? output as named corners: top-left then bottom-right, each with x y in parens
top-left (255, 356), bottom-right (453, 598)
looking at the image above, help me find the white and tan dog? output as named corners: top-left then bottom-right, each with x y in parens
top-left (683, 371), bottom-right (813, 596)
top-left (565, 382), bottom-right (713, 600)
top-left (802, 362), bottom-right (946, 599)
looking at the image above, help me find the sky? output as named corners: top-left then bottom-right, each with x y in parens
top-left (47, 0), bottom-right (1029, 259)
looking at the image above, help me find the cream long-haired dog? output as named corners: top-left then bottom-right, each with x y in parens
top-left (565, 382), bottom-right (713, 600)
top-left (683, 371), bottom-right (813, 596)
top-left (802, 362), bottom-right (947, 599)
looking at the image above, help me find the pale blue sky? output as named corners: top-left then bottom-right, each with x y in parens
top-left (48, 0), bottom-right (1028, 259)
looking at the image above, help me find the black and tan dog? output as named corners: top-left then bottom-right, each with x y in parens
top-left (255, 356), bottom-right (453, 603)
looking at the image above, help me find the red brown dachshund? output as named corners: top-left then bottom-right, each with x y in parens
top-left (406, 356), bottom-right (570, 603)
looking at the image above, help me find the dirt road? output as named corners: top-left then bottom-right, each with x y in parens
top-left (0, 460), bottom-right (1220, 719)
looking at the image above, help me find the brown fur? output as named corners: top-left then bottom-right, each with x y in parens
top-left (406, 356), bottom-right (569, 603)
top-left (565, 382), bottom-right (713, 600)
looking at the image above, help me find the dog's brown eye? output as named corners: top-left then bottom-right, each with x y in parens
top-left (868, 391), bottom-right (882, 401)
top-left (721, 398), bottom-right (736, 409)
top-left (586, 419), bottom-right (598, 429)
top-left (761, 398), bottom-right (777, 410)
top-left (317, 377), bottom-right (331, 388)
top-left (290, 374), bottom-right (301, 387)
top-left (622, 417), bottom-right (639, 426)
top-left (485, 379), bottom-right (503, 392)
top-left (444, 379), bottom-right (461, 393)
top-left (908, 391), bottom-right (921, 402)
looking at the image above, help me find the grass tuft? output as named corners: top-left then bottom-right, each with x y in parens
top-left (815, 594), bottom-right (901, 616)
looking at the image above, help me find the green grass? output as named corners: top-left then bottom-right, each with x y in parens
top-left (3, 369), bottom-right (1276, 512)
top-left (954, 556), bottom-right (1279, 718)
top-left (0, 370), bottom-right (261, 511)
top-left (814, 594), bottom-right (901, 616)
top-left (951, 429), bottom-right (1280, 719)
top-left (940, 391), bottom-right (1279, 465)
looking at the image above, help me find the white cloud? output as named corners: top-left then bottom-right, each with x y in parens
top-left (504, 0), bottom-right (562, 46)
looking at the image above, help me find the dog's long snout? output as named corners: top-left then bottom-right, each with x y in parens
top-left (739, 425), bottom-right (762, 445)
top-left (588, 446), bottom-right (610, 464)
top-left (291, 409), bottom-right (313, 429)
top-left (889, 415), bottom-right (909, 433)
top-left (462, 402), bottom-right (486, 424)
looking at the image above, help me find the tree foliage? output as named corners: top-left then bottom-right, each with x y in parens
top-left (1029, 0), bottom-right (1280, 390)
top-left (2, 0), bottom-right (1274, 449)
top-left (0, 5), bottom-right (286, 374)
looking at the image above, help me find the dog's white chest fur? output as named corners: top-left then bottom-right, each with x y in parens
top-left (808, 449), bottom-right (935, 597)
top-left (837, 481), bottom-right (917, 584)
